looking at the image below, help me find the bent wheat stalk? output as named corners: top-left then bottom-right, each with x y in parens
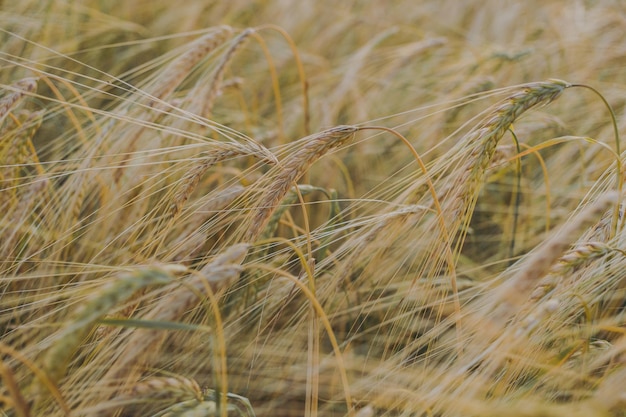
top-left (92, 244), bottom-right (249, 407)
top-left (41, 265), bottom-right (183, 385)
top-left (148, 25), bottom-right (233, 107)
top-left (244, 125), bottom-right (358, 242)
top-left (445, 79), bottom-right (570, 230)
top-left (486, 191), bottom-right (618, 329)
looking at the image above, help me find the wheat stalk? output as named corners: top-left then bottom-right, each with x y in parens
top-left (245, 125), bottom-right (358, 242)
top-left (41, 265), bottom-right (183, 384)
top-left (0, 359), bottom-right (30, 417)
top-left (444, 80), bottom-right (570, 227)
top-left (148, 25), bottom-right (233, 107)
top-left (94, 244), bottom-right (248, 400)
top-left (486, 191), bottom-right (618, 327)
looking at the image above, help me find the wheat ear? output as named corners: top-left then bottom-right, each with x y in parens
top-left (0, 77), bottom-right (38, 125)
top-left (148, 25), bottom-right (233, 106)
top-left (0, 109), bottom-right (45, 214)
top-left (0, 109), bottom-right (44, 179)
top-left (488, 191), bottom-right (618, 325)
top-left (167, 185), bottom-right (245, 262)
top-left (160, 399), bottom-right (217, 417)
top-left (530, 240), bottom-right (613, 300)
top-left (446, 80), bottom-right (569, 225)
top-left (41, 265), bottom-right (183, 384)
top-left (0, 175), bottom-right (50, 261)
top-left (258, 184), bottom-right (324, 243)
top-left (245, 125), bottom-right (358, 242)
top-left (96, 244), bottom-right (248, 394)
top-left (200, 28), bottom-right (254, 118)
top-left (169, 143), bottom-right (276, 219)
top-left (131, 375), bottom-right (202, 402)
top-left (94, 376), bottom-right (204, 416)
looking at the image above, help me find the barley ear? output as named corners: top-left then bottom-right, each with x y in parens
top-left (131, 375), bottom-right (202, 402)
top-left (245, 125), bottom-right (358, 242)
top-left (488, 191), bottom-right (618, 325)
top-left (201, 28), bottom-right (254, 118)
top-left (169, 143), bottom-right (276, 220)
top-left (446, 79), bottom-right (570, 227)
top-left (41, 265), bottom-right (182, 384)
top-left (148, 25), bottom-right (233, 106)
top-left (0, 77), bottom-right (38, 125)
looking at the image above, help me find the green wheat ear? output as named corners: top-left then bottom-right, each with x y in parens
top-left (41, 264), bottom-right (183, 384)
top-left (87, 244), bottom-right (249, 408)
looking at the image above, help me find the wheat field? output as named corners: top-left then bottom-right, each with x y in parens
top-left (1, 1), bottom-right (626, 416)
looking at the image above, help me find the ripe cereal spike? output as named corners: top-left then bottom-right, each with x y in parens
top-left (148, 26), bottom-right (233, 105)
top-left (548, 241), bottom-right (612, 276)
top-left (130, 375), bottom-right (203, 402)
top-left (245, 125), bottom-right (358, 242)
top-left (42, 266), bottom-right (178, 383)
top-left (446, 79), bottom-right (570, 224)
top-left (94, 244), bottom-right (249, 399)
top-left (0, 77), bottom-right (38, 125)
top-left (201, 28), bottom-right (255, 118)
top-left (169, 143), bottom-right (276, 219)
top-left (489, 191), bottom-right (618, 324)
top-left (160, 399), bottom-right (217, 417)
